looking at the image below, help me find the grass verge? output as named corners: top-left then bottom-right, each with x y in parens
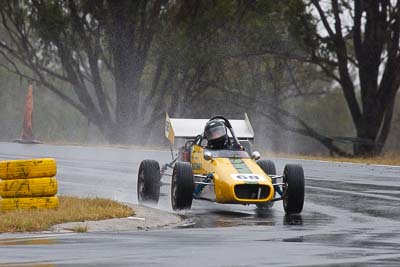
top-left (267, 152), bottom-right (400, 166)
top-left (0, 196), bottom-right (134, 233)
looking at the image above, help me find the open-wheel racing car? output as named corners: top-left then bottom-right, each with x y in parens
top-left (137, 114), bottom-right (304, 214)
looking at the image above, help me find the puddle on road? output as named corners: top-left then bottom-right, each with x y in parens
top-left (180, 204), bottom-right (333, 229)
top-left (283, 214), bottom-right (303, 226)
top-left (282, 236), bottom-right (304, 242)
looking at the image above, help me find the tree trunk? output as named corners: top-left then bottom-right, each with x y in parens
top-left (308, 0), bottom-right (400, 156)
top-left (105, 1), bottom-right (144, 143)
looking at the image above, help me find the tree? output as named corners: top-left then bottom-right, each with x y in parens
top-left (0, 0), bottom-right (166, 143)
top-left (297, 0), bottom-right (400, 156)
top-left (3, 0), bottom-right (396, 156)
top-left (180, 0), bottom-right (353, 156)
top-left (152, 0), bottom-right (355, 156)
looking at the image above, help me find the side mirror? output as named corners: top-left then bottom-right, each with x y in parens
top-left (204, 151), bottom-right (213, 161)
top-left (251, 151), bottom-right (261, 160)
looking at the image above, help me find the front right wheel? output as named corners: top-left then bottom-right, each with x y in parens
top-left (283, 164), bottom-right (305, 214)
top-left (171, 162), bottom-right (194, 210)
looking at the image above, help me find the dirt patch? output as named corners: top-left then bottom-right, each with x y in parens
top-left (51, 204), bottom-right (183, 233)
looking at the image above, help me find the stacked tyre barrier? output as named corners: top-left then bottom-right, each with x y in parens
top-left (0, 158), bottom-right (59, 211)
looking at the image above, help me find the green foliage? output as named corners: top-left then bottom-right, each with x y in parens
top-left (31, 1), bottom-right (67, 43)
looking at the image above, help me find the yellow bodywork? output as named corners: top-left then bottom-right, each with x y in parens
top-left (190, 145), bottom-right (275, 204)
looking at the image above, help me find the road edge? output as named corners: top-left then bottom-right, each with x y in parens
top-left (50, 203), bottom-right (184, 233)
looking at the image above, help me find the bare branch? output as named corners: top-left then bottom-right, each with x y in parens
top-left (311, 0), bottom-right (336, 38)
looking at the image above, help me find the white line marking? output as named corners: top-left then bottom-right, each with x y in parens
top-left (307, 185), bottom-right (400, 201)
top-left (271, 156), bottom-right (400, 168)
top-left (128, 217), bottom-right (145, 221)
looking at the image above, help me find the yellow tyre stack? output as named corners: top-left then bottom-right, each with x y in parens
top-left (0, 158), bottom-right (59, 211)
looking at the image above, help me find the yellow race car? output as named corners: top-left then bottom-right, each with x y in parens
top-left (137, 114), bottom-right (304, 214)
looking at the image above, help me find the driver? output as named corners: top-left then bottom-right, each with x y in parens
top-left (204, 119), bottom-right (229, 150)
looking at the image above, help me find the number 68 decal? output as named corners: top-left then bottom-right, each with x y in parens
top-left (231, 174), bottom-right (265, 181)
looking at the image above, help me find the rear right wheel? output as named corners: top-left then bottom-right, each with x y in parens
top-left (256, 160), bottom-right (276, 176)
top-left (171, 162), bottom-right (194, 210)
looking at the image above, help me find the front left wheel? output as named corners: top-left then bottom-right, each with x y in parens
top-left (137, 160), bottom-right (161, 205)
top-left (283, 164), bottom-right (304, 214)
top-left (171, 162), bottom-right (194, 210)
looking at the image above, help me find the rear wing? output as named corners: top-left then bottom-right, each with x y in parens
top-left (165, 113), bottom-right (254, 144)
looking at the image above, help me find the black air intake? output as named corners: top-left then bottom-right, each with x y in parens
top-left (234, 184), bottom-right (270, 200)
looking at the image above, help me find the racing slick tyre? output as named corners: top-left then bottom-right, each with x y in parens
top-left (283, 164), bottom-right (304, 214)
top-left (137, 160), bottom-right (161, 205)
top-left (256, 160), bottom-right (276, 209)
top-left (256, 160), bottom-right (276, 175)
top-left (171, 162), bottom-right (194, 211)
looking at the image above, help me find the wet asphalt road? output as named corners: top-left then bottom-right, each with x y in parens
top-left (0, 142), bottom-right (399, 266)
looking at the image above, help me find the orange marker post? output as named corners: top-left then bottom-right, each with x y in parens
top-left (21, 83), bottom-right (34, 141)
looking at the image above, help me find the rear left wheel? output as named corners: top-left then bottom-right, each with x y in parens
top-left (137, 160), bottom-right (161, 204)
top-left (171, 162), bottom-right (194, 210)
